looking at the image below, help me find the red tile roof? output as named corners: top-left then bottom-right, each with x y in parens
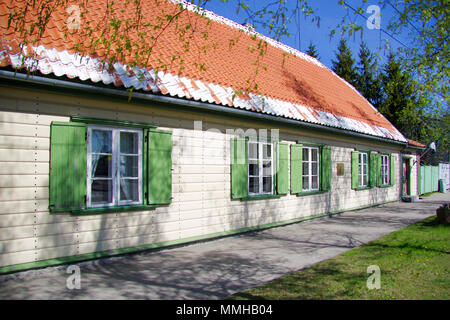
top-left (0, 0), bottom-right (406, 142)
top-left (408, 139), bottom-right (426, 148)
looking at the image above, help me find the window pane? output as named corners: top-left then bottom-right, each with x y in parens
top-left (120, 179), bottom-right (139, 202)
top-left (303, 148), bottom-right (309, 161)
top-left (303, 162), bottom-right (309, 175)
top-left (363, 174), bottom-right (368, 186)
top-left (263, 177), bottom-right (272, 193)
top-left (383, 156), bottom-right (389, 185)
top-left (120, 155), bottom-right (139, 178)
top-left (263, 161), bottom-right (272, 176)
top-left (248, 142), bottom-right (258, 159)
top-left (360, 153), bottom-right (367, 167)
top-left (92, 130), bottom-right (112, 154)
top-left (120, 131), bottom-right (138, 154)
top-left (302, 176), bottom-right (309, 190)
top-left (249, 161), bottom-right (258, 176)
top-left (263, 144), bottom-right (272, 159)
top-left (91, 179), bottom-right (113, 204)
top-left (312, 176), bottom-right (319, 190)
top-left (91, 155), bottom-right (112, 178)
top-left (311, 149), bottom-right (318, 161)
top-left (249, 177), bottom-right (259, 194)
top-left (312, 162), bottom-right (318, 175)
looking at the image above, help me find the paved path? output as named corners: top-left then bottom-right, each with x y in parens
top-left (1, 193), bottom-right (449, 300)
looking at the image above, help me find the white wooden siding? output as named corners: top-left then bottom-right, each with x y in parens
top-left (0, 87), bottom-right (408, 268)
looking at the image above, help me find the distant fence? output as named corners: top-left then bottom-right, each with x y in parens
top-left (419, 164), bottom-right (450, 194)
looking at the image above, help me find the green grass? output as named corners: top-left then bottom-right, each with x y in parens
top-left (230, 216), bottom-right (450, 300)
top-left (420, 192), bottom-right (440, 198)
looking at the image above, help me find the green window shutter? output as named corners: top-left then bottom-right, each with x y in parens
top-left (351, 151), bottom-right (359, 190)
top-left (276, 142), bottom-right (289, 195)
top-left (230, 137), bottom-right (248, 199)
top-left (376, 154), bottom-right (382, 187)
top-left (389, 154), bottom-right (395, 186)
top-left (49, 122), bottom-right (87, 212)
top-left (369, 152), bottom-right (377, 188)
top-left (290, 143), bottom-right (303, 194)
top-left (147, 129), bottom-right (172, 204)
top-left (321, 146), bottom-right (331, 191)
top-left (143, 128), bottom-right (149, 203)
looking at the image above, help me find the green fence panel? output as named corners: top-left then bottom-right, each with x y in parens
top-left (432, 166), bottom-right (439, 192)
top-left (430, 166), bottom-right (434, 193)
top-left (419, 166), bottom-right (424, 195)
top-left (420, 165), bottom-right (441, 194)
top-left (426, 166), bottom-right (432, 193)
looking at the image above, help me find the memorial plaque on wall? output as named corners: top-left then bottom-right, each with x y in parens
top-left (337, 163), bottom-right (344, 176)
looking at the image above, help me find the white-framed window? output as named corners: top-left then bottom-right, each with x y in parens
top-left (248, 140), bottom-right (274, 195)
top-left (87, 125), bottom-right (143, 207)
top-left (302, 146), bottom-right (320, 192)
top-left (358, 152), bottom-right (369, 187)
top-left (380, 154), bottom-right (390, 185)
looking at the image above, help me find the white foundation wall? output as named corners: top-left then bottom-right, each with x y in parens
top-left (0, 87), bottom-right (403, 268)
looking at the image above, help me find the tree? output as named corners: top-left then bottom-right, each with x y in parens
top-left (331, 38), bottom-right (358, 87)
top-left (380, 52), bottom-right (429, 142)
top-left (355, 42), bottom-right (382, 110)
top-left (420, 111), bottom-right (450, 165)
top-left (305, 41), bottom-right (320, 59)
top-left (336, 0), bottom-right (449, 111)
top-left (432, 112), bottom-right (450, 164)
top-left (384, 0), bottom-right (449, 110)
top-left (335, 0), bottom-right (448, 162)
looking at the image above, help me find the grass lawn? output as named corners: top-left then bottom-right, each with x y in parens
top-left (230, 216), bottom-right (450, 300)
top-left (420, 192), bottom-right (440, 198)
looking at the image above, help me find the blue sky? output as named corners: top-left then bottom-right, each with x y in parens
top-left (201, 0), bottom-right (410, 70)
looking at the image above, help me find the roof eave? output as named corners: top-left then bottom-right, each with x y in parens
top-left (406, 144), bottom-right (426, 151)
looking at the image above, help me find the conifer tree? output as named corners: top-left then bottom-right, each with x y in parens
top-left (331, 38), bottom-right (358, 87)
top-left (355, 42), bottom-right (382, 110)
top-left (380, 52), bottom-right (423, 140)
top-left (306, 41), bottom-right (320, 60)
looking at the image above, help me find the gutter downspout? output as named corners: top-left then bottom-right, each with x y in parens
top-left (0, 70), bottom-right (409, 147)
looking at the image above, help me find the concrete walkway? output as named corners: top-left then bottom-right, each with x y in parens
top-left (1, 193), bottom-right (449, 300)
